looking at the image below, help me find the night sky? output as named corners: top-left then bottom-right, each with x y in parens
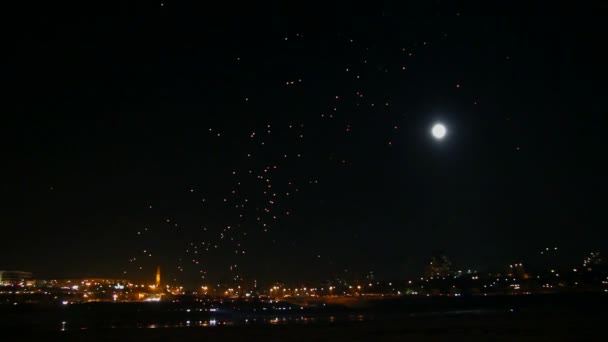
top-left (4, 2), bottom-right (607, 286)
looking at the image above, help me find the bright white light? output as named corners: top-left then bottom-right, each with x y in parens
top-left (431, 123), bottom-right (447, 139)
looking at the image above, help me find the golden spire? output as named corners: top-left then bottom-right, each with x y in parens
top-left (155, 265), bottom-right (161, 287)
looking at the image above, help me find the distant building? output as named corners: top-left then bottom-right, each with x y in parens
top-left (425, 254), bottom-right (452, 278)
top-left (0, 270), bottom-right (33, 286)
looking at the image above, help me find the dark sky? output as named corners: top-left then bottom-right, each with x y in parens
top-left (4, 2), bottom-right (608, 286)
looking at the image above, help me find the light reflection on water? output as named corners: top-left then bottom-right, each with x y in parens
top-left (59, 314), bottom-right (373, 331)
top-left (57, 309), bottom-right (504, 331)
top-left (142, 318), bottom-right (227, 329)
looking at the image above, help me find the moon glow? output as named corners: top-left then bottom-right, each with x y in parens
top-left (431, 123), bottom-right (447, 140)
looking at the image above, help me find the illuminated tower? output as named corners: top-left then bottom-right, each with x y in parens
top-left (155, 266), bottom-right (161, 287)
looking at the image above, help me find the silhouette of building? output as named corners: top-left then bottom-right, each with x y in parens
top-left (425, 253), bottom-right (452, 278)
top-left (0, 270), bottom-right (32, 286)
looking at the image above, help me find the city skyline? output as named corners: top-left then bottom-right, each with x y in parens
top-left (2, 248), bottom-right (606, 299)
top-left (2, 247), bottom-right (603, 290)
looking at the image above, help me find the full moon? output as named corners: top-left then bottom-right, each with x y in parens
top-left (431, 123), bottom-right (447, 140)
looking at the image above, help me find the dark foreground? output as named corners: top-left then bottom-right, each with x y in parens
top-left (14, 314), bottom-right (607, 341)
top-left (5, 294), bottom-right (607, 341)
top-left (28, 316), bottom-right (608, 341)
